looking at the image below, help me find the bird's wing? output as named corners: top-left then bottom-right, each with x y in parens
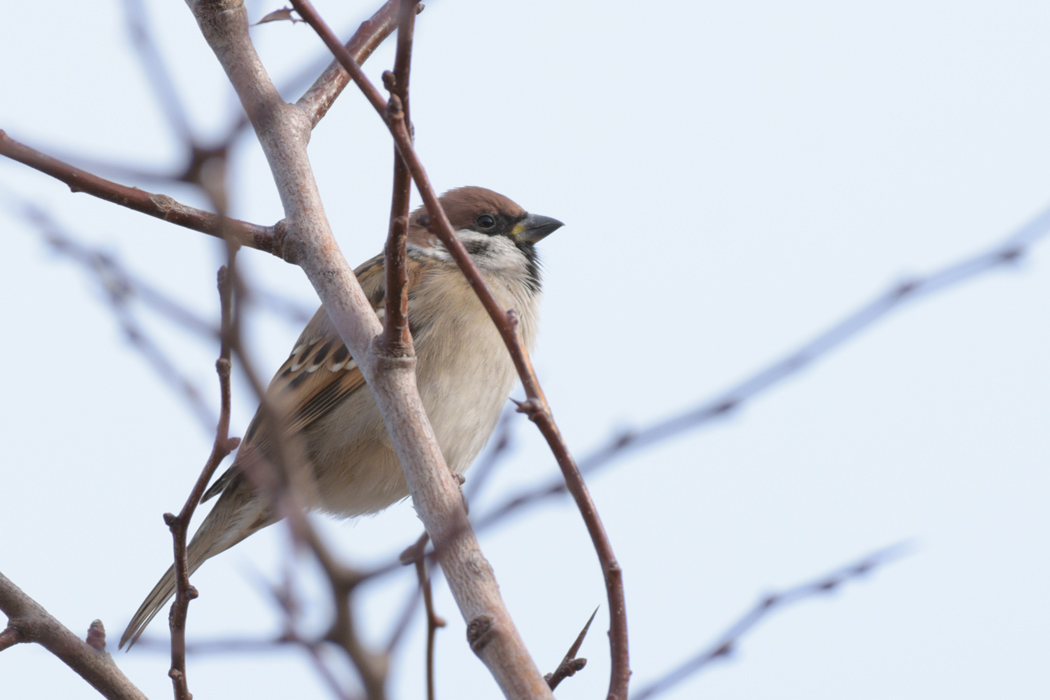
top-left (203, 254), bottom-right (430, 502)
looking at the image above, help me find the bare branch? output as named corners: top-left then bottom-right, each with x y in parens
top-left (631, 544), bottom-right (909, 700)
top-left (289, 3), bottom-right (628, 696)
top-left (0, 572), bottom-right (148, 700)
top-left (0, 130), bottom-right (280, 253)
top-left (185, 0), bottom-right (556, 694)
top-left (381, 0), bottom-right (419, 355)
top-left (165, 261), bottom-right (241, 700)
top-left (120, 0), bottom-right (196, 143)
top-left (297, 0), bottom-right (413, 128)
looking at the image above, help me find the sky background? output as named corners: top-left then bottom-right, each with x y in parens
top-left (2, 1), bottom-right (1049, 698)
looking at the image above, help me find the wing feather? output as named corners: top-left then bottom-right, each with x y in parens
top-left (204, 254), bottom-right (403, 502)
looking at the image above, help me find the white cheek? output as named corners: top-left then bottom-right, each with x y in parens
top-left (455, 229), bottom-right (531, 277)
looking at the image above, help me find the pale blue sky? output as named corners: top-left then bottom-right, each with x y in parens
top-left (2, 2), bottom-right (1049, 699)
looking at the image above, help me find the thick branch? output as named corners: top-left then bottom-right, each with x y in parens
top-left (288, 2), bottom-right (629, 696)
top-left (0, 572), bottom-right (148, 700)
top-left (296, 0), bottom-right (410, 127)
top-left (185, 1), bottom-right (551, 697)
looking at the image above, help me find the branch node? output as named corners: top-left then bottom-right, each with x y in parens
top-left (85, 619), bottom-right (107, 652)
top-left (614, 429), bottom-right (637, 448)
top-left (163, 512), bottom-right (178, 527)
top-left (399, 532), bottom-right (429, 565)
top-left (386, 92), bottom-right (404, 120)
top-left (999, 246), bottom-right (1024, 263)
top-left (0, 625), bottom-right (24, 651)
top-left (466, 614), bottom-right (495, 653)
top-left (894, 279), bottom-right (918, 298)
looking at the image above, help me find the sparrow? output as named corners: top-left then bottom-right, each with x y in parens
top-left (119, 186), bottom-right (563, 649)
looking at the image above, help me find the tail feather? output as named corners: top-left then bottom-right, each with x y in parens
top-left (119, 525), bottom-right (219, 650)
top-left (120, 485), bottom-right (275, 650)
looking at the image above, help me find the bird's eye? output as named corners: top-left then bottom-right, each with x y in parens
top-left (476, 214), bottom-right (496, 230)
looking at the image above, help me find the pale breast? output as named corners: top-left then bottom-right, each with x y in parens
top-left (412, 265), bottom-right (540, 474)
top-left (307, 264), bottom-right (540, 517)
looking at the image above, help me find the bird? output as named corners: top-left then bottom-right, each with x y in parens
top-left (119, 186), bottom-right (563, 649)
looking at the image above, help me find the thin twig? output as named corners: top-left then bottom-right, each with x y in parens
top-left (0, 130), bottom-right (279, 253)
top-left (381, 0), bottom-right (419, 355)
top-left (165, 260), bottom-right (241, 700)
top-left (5, 196), bottom-right (220, 429)
top-left (120, 0), bottom-right (196, 143)
top-left (630, 544), bottom-right (910, 700)
top-left (288, 4), bottom-right (631, 697)
top-left (296, 0), bottom-right (415, 128)
top-left (415, 556), bottom-right (445, 700)
top-left (474, 202), bottom-right (1050, 530)
top-left (223, 330), bottom-right (390, 699)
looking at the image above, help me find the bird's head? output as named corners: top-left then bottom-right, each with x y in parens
top-left (408, 186), bottom-right (563, 293)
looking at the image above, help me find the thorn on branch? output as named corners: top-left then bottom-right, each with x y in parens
top-left (85, 620), bottom-right (107, 652)
top-left (254, 7), bottom-right (303, 25)
top-left (511, 397), bottom-right (545, 421)
top-left (546, 607), bottom-right (598, 690)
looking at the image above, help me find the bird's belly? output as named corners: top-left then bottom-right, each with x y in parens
top-left (307, 319), bottom-right (518, 517)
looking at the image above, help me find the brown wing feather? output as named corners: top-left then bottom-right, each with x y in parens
top-left (204, 254), bottom-right (400, 502)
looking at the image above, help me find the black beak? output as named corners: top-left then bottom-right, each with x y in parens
top-left (514, 213), bottom-right (564, 244)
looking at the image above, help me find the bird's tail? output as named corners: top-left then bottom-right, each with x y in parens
top-left (119, 487), bottom-right (274, 650)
